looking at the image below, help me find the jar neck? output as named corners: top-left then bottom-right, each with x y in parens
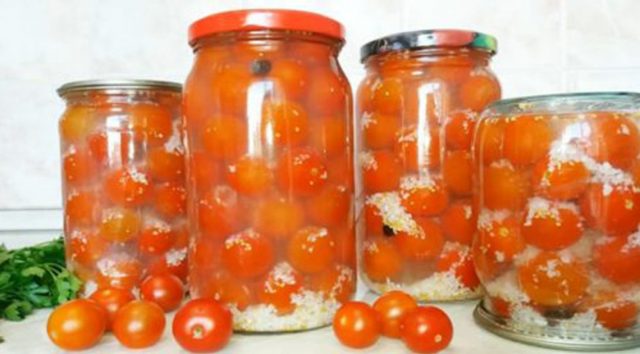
top-left (61, 89), bottom-right (180, 106)
top-left (191, 29), bottom-right (344, 56)
top-left (364, 47), bottom-right (493, 72)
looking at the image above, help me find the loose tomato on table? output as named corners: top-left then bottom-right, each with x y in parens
top-left (372, 291), bottom-right (418, 338)
top-left (112, 300), bottom-right (166, 349)
top-left (47, 299), bottom-right (107, 351)
top-left (400, 306), bottom-right (453, 353)
top-left (140, 274), bottom-right (185, 312)
top-left (333, 301), bottom-right (381, 349)
top-left (172, 298), bottom-right (233, 353)
top-left (89, 287), bottom-right (135, 330)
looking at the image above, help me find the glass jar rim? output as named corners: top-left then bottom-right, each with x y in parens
top-left (57, 79), bottom-right (182, 97)
top-left (485, 91), bottom-right (640, 115)
top-left (360, 29), bottom-right (497, 63)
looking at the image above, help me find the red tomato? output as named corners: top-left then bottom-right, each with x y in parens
top-left (395, 218), bottom-right (444, 262)
top-left (333, 301), bottom-right (381, 349)
top-left (257, 262), bottom-right (303, 315)
top-left (47, 299), bottom-right (107, 351)
top-left (252, 197), bottom-right (305, 241)
top-left (307, 69), bottom-right (347, 116)
top-left (65, 191), bottom-right (97, 227)
top-left (372, 291), bottom-right (418, 338)
top-left (104, 168), bottom-right (152, 207)
top-left (593, 235), bottom-right (640, 284)
top-left (363, 238), bottom-right (403, 282)
top-left (362, 150), bottom-right (402, 193)
top-left (153, 183), bottom-right (186, 219)
top-left (147, 148), bottom-right (185, 182)
top-left (276, 147), bottom-right (328, 197)
top-left (140, 274), bottom-right (185, 312)
top-left (401, 306), bottom-right (453, 354)
top-left (129, 103), bottom-right (174, 146)
top-left (63, 149), bottom-right (94, 185)
top-left (172, 298), bottom-right (233, 353)
top-left (112, 300), bottom-right (166, 349)
top-left (287, 226), bottom-right (335, 274)
top-left (226, 155), bottom-right (272, 196)
top-left (196, 270), bottom-right (254, 311)
top-left (261, 100), bottom-right (309, 147)
top-left (198, 185), bottom-right (243, 240)
top-left (306, 185), bottom-right (351, 227)
top-left (89, 287), bottom-right (135, 330)
top-left (270, 59), bottom-right (309, 100)
top-left (222, 229), bottom-right (275, 279)
top-left (138, 221), bottom-right (175, 255)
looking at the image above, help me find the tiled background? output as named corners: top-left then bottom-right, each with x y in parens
top-left (1, 0), bottom-right (640, 243)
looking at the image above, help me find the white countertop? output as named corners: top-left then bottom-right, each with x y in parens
top-left (2, 294), bottom-right (636, 354)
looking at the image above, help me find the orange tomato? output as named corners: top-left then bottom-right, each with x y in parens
top-left (226, 155), bottom-right (272, 196)
top-left (68, 230), bottom-right (108, 267)
top-left (63, 149), bottom-right (94, 185)
top-left (475, 118), bottom-right (505, 165)
top-left (522, 203), bottom-right (583, 250)
top-left (593, 235), bottom-right (640, 284)
top-left (458, 74), bottom-right (500, 112)
top-left (587, 292), bottom-right (639, 330)
top-left (190, 151), bottom-right (221, 190)
top-left (89, 287), bottom-right (135, 330)
top-left (309, 265), bottom-right (355, 303)
top-left (333, 301), bottom-right (381, 349)
top-left (394, 126), bottom-right (441, 172)
top-left (482, 162), bottom-right (530, 210)
top-left (309, 116), bottom-right (348, 157)
top-left (252, 197), bottom-right (305, 240)
top-left (198, 185), bottom-right (243, 240)
top-left (104, 168), bottom-right (152, 207)
top-left (307, 69), bottom-right (347, 116)
top-left (287, 227), bottom-right (335, 274)
top-left (436, 249), bottom-right (480, 289)
top-left (363, 113), bottom-right (400, 149)
top-left (212, 63), bottom-right (251, 115)
top-left (443, 150), bottom-right (473, 196)
top-left (445, 110), bottom-right (476, 150)
top-left (503, 115), bottom-right (553, 166)
top-left (371, 78), bottom-right (402, 115)
top-left (129, 103), bottom-right (174, 146)
top-left (306, 185), bottom-right (351, 227)
top-left (96, 257), bottom-right (143, 290)
top-left (400, 177), bottom-right (448, 216)
top-left (60, 106), bottom-right (95, 142)
top-left (362, 150), bottom-right (402, 193)
top-left (326, 154), bottom-right (354, 189)
top-left (276, 147), bottom-right (328, 197)
top-left (477, 214), bottom-right (525, 268)
top-left (586, 113), bottom-right (640, 169)
top-left (87, 132), bottom-right (109, 164)
top-left (153, 183), bottom-right (186, 219)
top-left (372, 290), bottom-right (417, 338)
top-left (257, 263), bottom-right (303, 315)
top-left (518, 252), bottom-right (588, 307)
top-left (197, 270), bottom-right (254, 311)
top-left (65, 191), bottom-right (97, 227)
top-left (202, 116), bottom-right (247, 161)
top-left (147, 148), bottom-right (185, 182)
top-left (270, 59), bottom-right (308, 100)
top-left (261, 100), bottom-right (309, 148)
top-left (47, 299), bottom-right (106, 350)
top-left (442, 200), bottom-right (476, 245)
top-left (112, 300), bottom-right (166, 349)
top-left (531, 158), bottom-right (589, 201)
top-left (99, 208), bottom-right (141, 242)
top-left (395, 218), bottom-right (444, 262)
top-left (222, 229), bottom-right (275, 279)
top-left (138, 221), bottom-right (175, 255)
top-left (580, 183), bottom-right (640, 236)
top-left (363, 238), bottom-right (403, 282)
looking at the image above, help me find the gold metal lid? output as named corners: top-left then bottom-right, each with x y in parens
top-left (57, 79), bottom-right (182, 97)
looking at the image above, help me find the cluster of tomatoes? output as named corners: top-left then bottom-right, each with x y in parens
top-left (60, 95), bottom-right (189, 290)
top-left (183, 41), bottom-right (356, 319)
top-left (47, 273), bottom-right (233, 352)
top-left (474, 112), bottom-right (640, 330)
top-left (356, 52), bottom-right (501, 295)
top-left (333, 290), bottom-right (453, 353)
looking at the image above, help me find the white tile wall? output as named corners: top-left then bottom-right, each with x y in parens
top-left (1, 0), bottom-right (640, 234)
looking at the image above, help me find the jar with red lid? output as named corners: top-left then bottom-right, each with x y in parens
top-left (473, 92), bottom-right (640, 351)
top-left (184, 9), bottom-right (355, 332)
top-left (356, 30), bottom-right (501, 301)
top-left (58, 80), bottom-right (187, 296)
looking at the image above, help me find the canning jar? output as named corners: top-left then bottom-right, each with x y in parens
top-left (184, 10), bottom-right (355, 332)
top-left (473, 93), bottom-right (640, 350)
top-left (356, 30), bottom-right (501, 301)
top-left (58, 80), bottom-right (186, 296)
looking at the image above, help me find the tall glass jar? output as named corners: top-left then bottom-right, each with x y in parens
top-left (473, 93), bottom-right (640, 351)
top-left (357, 30), bottom-right (501, 301)
top-left (184, 10), bottom-right (355, 332)
top-left (58, 80), bottom-right (186, 296)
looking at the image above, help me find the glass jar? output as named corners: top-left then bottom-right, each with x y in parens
top-left (473, 93), bottom-right (640, 351)
top-left (184, 10), bottom-right (355, 332)
top-left (356, 30), bottom-right (501, 301)
top-left (58, 80), bottom-right (186, 296)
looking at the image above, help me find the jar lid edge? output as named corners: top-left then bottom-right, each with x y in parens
top-left (57, 79), bottom-right (182, 96)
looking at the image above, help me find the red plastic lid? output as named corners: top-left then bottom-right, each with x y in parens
top-left (188, 9), bottom-right (345, 45)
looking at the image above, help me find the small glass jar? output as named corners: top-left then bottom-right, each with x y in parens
top-left (58, 80), bottom-right (186, 296)
top-left (184, 10), bottom-right (355, 332)
top-left (473, 92), bottom-right (640, 351)
top-left (356, 30), bottom-right (501, 301)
